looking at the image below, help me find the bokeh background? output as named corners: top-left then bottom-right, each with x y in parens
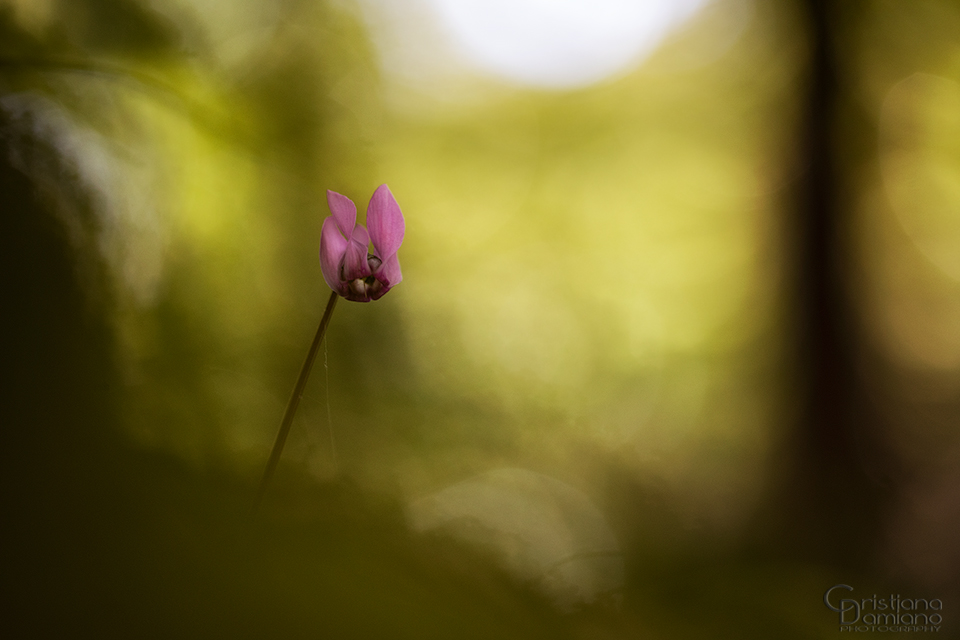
top-left (2, 0), bottom-right (959, 637)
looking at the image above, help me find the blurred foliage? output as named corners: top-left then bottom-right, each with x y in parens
top-left (3, 0), bottom-right (960, 637)
top-left (3, 0), bottom-right (804, 517)
top-left (844, 0), bottom-right (960, 602)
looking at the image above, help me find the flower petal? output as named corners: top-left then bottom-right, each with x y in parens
top-left (319, 216), bottom-right (348, 293)
top-left (351, 223), bottom-right (370, 249)
top-left (341, 238), bottom-right (372, 281)
top-left (366, 184), bottom-right (405, 259)
top-left (374, 252), bottom-right (402, 288)
top-left (369, 285), bottom-right (391, 301)
top-left (326, 190), bottom-right (357, 238)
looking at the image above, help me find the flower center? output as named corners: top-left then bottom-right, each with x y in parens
top-left (343, 254), bottom-right (384, 301)
top-left (365, 254), bottom-right (382, 277)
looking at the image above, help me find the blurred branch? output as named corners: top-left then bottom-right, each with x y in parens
top-left (0, 56), bottom-right (248, 144)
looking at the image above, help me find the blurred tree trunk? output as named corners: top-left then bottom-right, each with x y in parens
top-left (769, 0), bottom-right (891, 570)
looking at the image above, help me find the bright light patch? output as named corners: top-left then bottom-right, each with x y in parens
top-left (424, 0), bottom-right (711, 88)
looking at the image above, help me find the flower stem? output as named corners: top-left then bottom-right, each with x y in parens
top-left (253, 290), bottom-right (338, 515)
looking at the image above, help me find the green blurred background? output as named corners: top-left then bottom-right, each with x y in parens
top-left (2, 0), bottom-right (959, 637)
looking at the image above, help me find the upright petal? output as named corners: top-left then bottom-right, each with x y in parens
top-left (366, 184), bottom-right (405, 259)
top-left (351, 223), bottom-right (370, 250)
top-left (319, 216), bottom-right (348, 292)
top-left (326, 190), bottom-right (357, 238)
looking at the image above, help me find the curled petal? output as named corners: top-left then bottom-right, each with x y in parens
top-left (319, 217), bottom-right (348, 293)
top-left (326, 190), bottom-right (357, 239)
top-left (341, 239), bottom-right (372, 281)
top-left (369, 285), bottom-right (391, 301)
top-left (374, 252), bottom-right (402, 288)
top-left (366, 184), bottom-right (405, 259)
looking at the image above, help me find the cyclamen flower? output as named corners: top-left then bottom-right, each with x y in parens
top-left (320, 184), bottom-right (405, 302)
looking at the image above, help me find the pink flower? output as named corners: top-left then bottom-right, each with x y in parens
top-left (320, 184), bottom-right (405, 302)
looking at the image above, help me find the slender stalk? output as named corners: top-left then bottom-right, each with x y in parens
top-left (252, 291), bottom-right (338, 514)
